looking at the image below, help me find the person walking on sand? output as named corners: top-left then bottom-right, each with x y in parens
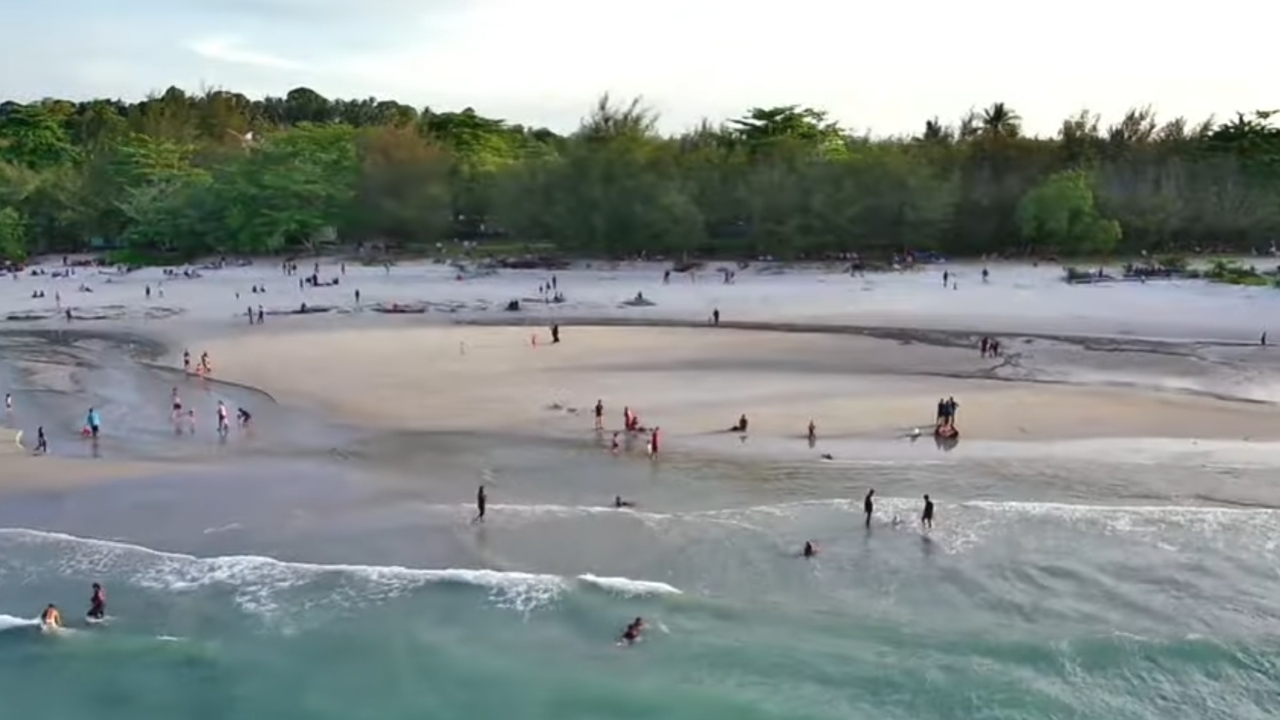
top-left (474, 485), bottom-right (487, 523)
top-left (34, 426), bottom-right (47, 454)
top-left (921, 494), bottom-right (934, 530)
top-left (594, 399), bottom-right (604, 430)
top-left (863, 489), bottom-right (875, 528)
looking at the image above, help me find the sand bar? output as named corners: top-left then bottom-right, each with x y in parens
top-left (195, 325), bottom-right (1280, 446)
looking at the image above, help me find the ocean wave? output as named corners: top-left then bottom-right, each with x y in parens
top-left (576, 574), bottom-right (681, 597)
top-left (0, 614), bottom-right (37, 632)
top-left (0, 529), bottom-right (682, 618)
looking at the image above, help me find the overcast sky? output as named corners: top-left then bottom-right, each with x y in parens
top-left (1, 0), bottom-right (1275, 136)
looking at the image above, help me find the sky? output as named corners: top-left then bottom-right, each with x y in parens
top-left (1, 0), bottom-right (1275, 137)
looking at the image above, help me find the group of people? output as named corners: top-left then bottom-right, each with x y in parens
top-left (803, 490), bottom-right (935, 557)
top-left (979, 336), bottom-right (1002, 358)
top-left (935, 397), bottom-right (960, 428)
top-left (37, 583), bottom-right (105, 631)
top-left (598, 402), bottom-right (661, 457)
top-left (183, 349), bottom-right (212, 376)
top-left (170, 387), bottom-right (249, 436)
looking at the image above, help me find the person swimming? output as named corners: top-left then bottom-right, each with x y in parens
top-left (803, 541), bottom-right (818, 558)
top-left (40, 604), bottom-right (61, 629)
top-left (87, 583), bottom-right (105, 619)
top-left (614, 496), bottom-right (635, 508)
top-left (620, 617), bottom-right (645, 645)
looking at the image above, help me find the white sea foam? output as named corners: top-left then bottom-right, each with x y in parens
top-left (0, 614), bottom-right (37, 631)
top-left (576, 574), bottom-right (682, 596)
top-left (0, 529), bottom-right (682, 618)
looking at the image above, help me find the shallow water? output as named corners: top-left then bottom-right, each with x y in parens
top-left (2, 437), bottom-right (1279, 720)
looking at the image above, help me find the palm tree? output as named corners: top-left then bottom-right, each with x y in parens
top-left (921, 117), bottom-right (951, 142)
top-left (980, 102), bottom-right (1021, 139)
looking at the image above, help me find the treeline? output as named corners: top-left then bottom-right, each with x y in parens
top-left (1, 86), bottom-right (1279, 263)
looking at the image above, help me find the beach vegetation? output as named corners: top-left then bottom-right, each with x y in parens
top-left (1204, 259), bottom-right (1275, 286)
top-left (1, 88), bottom-right (1280, 263)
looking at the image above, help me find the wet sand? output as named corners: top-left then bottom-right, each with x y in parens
top-left (1, 428), bottom-right (172, 490)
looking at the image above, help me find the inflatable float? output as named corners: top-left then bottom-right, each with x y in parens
top-left (934, 423), bottom-right (959, 440)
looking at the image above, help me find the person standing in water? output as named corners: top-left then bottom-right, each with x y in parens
top-left (594, 399), bottom-right (604, 430)
top-left (863, 489), bottom-right (875, 528)
top-left (474, 485), bottom-right (487, 523)
top-left (86, 408), bottom-right (101, 438)
top-left (216, 401), bottom-right (230, 436)
top-left (183, 349), bottom-right (191, 373)
top-left (921, 494), bottom-right (934, 529)
top-left (35, 426), bottom-right (47, 454)
top-left (87, 583), bottom-right (106, 620)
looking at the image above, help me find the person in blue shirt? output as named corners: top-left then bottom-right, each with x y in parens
top-left (86, 408), bottom-right (101, 438)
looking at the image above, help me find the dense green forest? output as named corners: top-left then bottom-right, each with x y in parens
top-left (1, 86), bottom-right (1279, 263)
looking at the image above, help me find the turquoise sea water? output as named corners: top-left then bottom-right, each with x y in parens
top-left (2, 448), bottom-right (1279, 720)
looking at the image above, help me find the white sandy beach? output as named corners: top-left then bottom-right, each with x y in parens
top-left (195, 325), bottom-right (1280, 447)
